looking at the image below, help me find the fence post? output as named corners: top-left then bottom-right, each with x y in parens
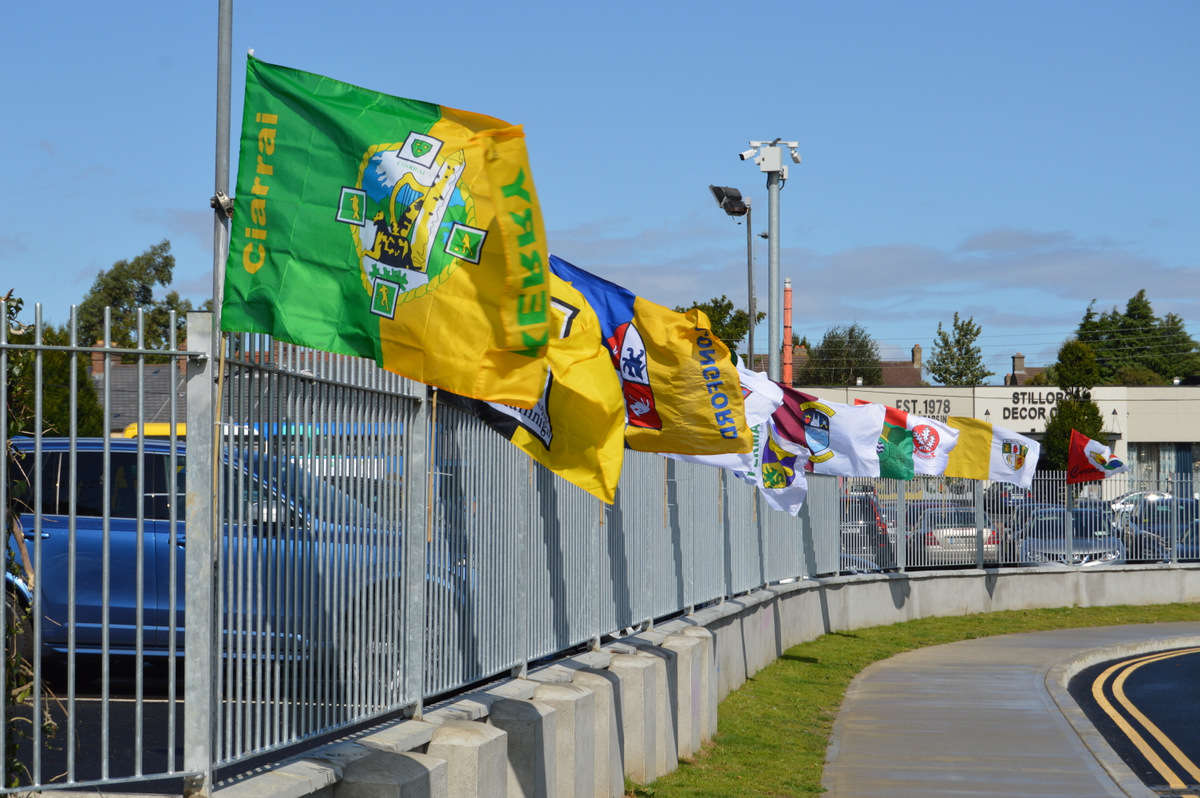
top-left (402, 387), bottom-right (430, 716)
top-left (183, 312), bottom-right (216, 797)
top-left (975, 481), bottom-right (986, 568)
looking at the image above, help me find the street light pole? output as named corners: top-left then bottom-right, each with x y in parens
top-left (740, 139), bottom-right (800, 382)
top-left (708, 185), bottom-right (755, 366)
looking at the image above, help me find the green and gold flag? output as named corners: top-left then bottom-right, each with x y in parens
top-left (222, 57), bottom-right (552, 407)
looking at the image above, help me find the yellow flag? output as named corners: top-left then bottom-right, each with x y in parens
top-left (442, 274), bottom-right (625, 502)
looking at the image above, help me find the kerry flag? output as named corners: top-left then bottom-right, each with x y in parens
top-left (222, 57), bottom-right (553, 408)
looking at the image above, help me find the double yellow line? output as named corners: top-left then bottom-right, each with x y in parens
top-left (1091, 646), bottom-right (1200, 795)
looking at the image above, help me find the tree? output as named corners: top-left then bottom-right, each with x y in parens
top-left (1040, 339), bottom-right (1106, 470)
top-left (77, 240), bottom-right (200, 353)
top-left (1076, 290), bottom-right (1200, 384)
top-left (674, 295), bottom-right (764, 360)
top-left (1054, 338), bottom-right (1099, 395)
top-left (3, 293), bottom-right (60, 781)
top-left (796, 323), bottom-right (882, 386)
top-left (926, 312), bottom-right (993, 386)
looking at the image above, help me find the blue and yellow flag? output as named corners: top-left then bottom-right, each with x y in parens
top-left (548, 256), bottom-right (750, 456)
top-left (441, 273), bottom-right (625, 503)
top-left (222, 57), bottom-right (552, 408)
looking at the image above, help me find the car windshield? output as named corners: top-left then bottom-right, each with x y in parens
top-left (1027, 509), bottom-right (1112, 538)
top-left (1071, 509), bottom-right (1112, 536)
top-left (229, 449), bottom-right (377, 527)
top-left (1134, 499), bottom-right (1200, 531)
top-left (926, 509), bottom-right (977, 528)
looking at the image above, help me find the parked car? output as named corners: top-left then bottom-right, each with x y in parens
top-left (1017, 508), bottom-right (1126, 567)
top-left (879, 502), bottom-right (898, 539)
top-left (1120, 497), bottom-right (1199, 561)
top-left (907, 506), bottom-right (999, 566)
top-left (1111, 490), bottom-right (1171, 516)
top-left (839, 495), bottom-right (894, 569)
top-left (5, 437), bottom-right (461, 667)
top-left (897, 499), bottom-right (970, 534)
top-left (839, 554), bottom-right (883, 575)
top-left (984, 482), bottom-right (1030, 519)
top-left (1003, 502), bottom-right (1063, 537)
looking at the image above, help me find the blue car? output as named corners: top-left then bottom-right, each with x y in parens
top-left (1122, 497), bottom-right (1200, 562)
top-left (6, 437), bottom-right (462, 666)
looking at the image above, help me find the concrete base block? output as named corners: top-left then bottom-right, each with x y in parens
top-left (708, 611), bottom-right (747, 700)
top-left (573, 669), bottom-right (624, 798)
top-left (488, 698), bottom-right (557, 798)
top-left (630, 645), bottom-right (678, 779)
top-left (679, 625), bottom-right (718, 742)
top-left (334, 751), bottom-right (447, 798)
top-left (533, 681), bottom-right (595, 798)
top-left (606, 653), bottom-right (657, 784)
top-left (425, 721), bottom-right (507, 798)
top-left (662, 633), bottom-right (702, 759)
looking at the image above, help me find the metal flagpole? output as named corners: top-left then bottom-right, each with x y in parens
top-left (186, 3), bottom-right (231, 796)
top-left (211, 1), bottom-right (232, 327)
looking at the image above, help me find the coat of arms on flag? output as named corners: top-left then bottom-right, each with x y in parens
top-left (1002, 440), bottom-right (1028, 471)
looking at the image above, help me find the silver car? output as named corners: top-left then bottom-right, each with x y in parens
top-left (1018, 508), bottom-right (1126, 567)
top-left (909, 507), bottom-right (999, 566)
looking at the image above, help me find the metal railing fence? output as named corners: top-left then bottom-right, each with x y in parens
top-left (3, 309), bottom-right (1198, 794)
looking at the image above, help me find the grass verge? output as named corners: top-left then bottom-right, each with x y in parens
top-left (626, 603), bottom-right (1200, 797)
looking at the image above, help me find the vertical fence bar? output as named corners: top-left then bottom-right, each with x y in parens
top-left (184, 312), bottom-right (216, 798)
top-left (30, 306), bottom-right (43, 784)
top-left (66, 308), bottom-right (80, 783)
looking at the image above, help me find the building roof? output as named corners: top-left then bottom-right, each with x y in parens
top-left (91, 356), bottom-right (186, 435)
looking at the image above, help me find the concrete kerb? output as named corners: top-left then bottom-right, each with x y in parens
top-left (1043, 633), bottom-right (1200, 798)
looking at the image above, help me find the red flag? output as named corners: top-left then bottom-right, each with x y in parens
top-left (1067, 429), bottom-right (1129, 484)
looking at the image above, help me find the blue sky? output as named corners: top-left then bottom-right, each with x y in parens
top-left (2, 1), bottom-right (1196, 378)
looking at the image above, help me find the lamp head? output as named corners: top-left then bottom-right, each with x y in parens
top-left (709, 185), bottom-right (748, 217)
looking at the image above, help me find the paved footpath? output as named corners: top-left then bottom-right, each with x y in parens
top-left (822, 622), bottom-right (1200, 798)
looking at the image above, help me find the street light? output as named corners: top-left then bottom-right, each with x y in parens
top-left (740, 139), bottom-right (800, 380)
top-left (708, 185), bottom-right (755, 367)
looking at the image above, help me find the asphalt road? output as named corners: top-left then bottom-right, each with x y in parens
top-left (12, 659), bottom-right (185, 792)
top-left (1070, 646), bottom-right (1200, 797)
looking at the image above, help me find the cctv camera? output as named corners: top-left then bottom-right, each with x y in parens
top-left (738, 148), bottom-right (756, 161)
top-left (790, 150), bottom-right (802, 164)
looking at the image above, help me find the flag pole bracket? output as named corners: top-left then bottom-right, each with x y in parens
top-left (211, 191), bottom-right (234, 220)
